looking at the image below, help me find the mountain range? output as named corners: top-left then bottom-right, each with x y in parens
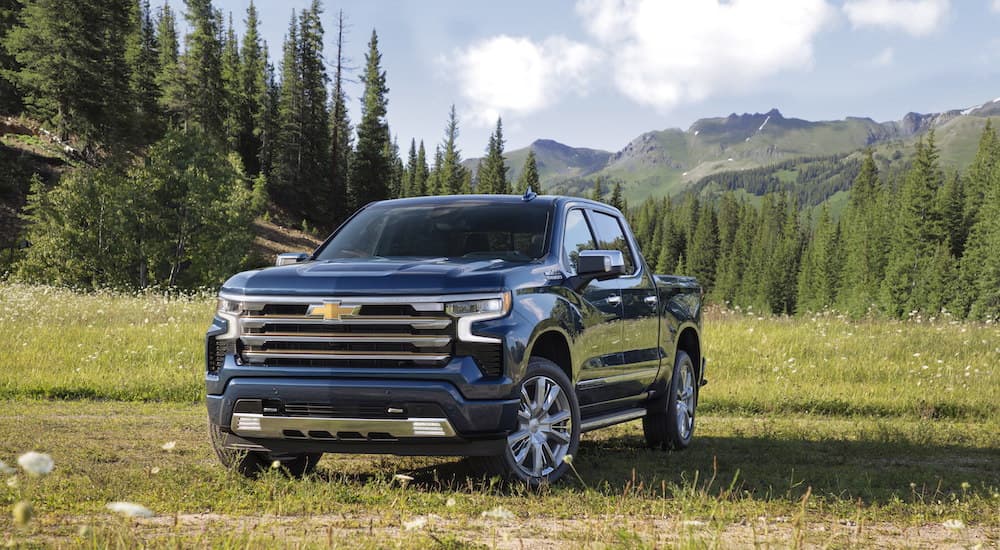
top-left (467, 96), bottom-right (1000, 205)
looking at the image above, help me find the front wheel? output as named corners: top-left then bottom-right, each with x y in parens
top-left (473, 357), bottom-right (580, 486)
top-left (209, 421), bottom-right (322, 478)
top-left (643, 350), bottom-right (697, 450)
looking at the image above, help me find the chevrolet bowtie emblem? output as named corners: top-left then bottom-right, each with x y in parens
top-left (307, 301), bottom-right (360, 321)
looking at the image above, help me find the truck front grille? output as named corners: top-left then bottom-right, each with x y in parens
top-left (235, 296), bottom-right (455, 368)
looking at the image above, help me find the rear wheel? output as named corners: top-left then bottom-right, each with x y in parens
top-left (209, 421), bottom-right (322, 478)
top-left (643, 350), bottom-right (697, 450)
top-left (473, 357), bottom-right (580, 486)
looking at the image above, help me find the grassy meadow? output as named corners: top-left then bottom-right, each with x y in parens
top-left (1, 283), bottom-right (998, 547)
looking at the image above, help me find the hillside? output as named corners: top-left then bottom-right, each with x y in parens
top-left (0, 117), bottom-right (322, 268)
top-left (468, 96), bottom-right (1000, 205)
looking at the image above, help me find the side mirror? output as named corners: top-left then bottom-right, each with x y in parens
top-left (576, 250), bottom-right (625, 281)
top-left (275, 252), bottom-right (309, 266)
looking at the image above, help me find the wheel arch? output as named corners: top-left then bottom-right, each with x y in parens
top-left (675, 324), bottom-right (702, 381)
top-left (528, 329), bottom-right (574, 383)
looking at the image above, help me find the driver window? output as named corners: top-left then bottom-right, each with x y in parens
top-left (562, 209), bottom-right (595, 274)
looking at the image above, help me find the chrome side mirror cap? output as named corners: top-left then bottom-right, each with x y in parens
top-left (275, 252), bottom-right (309, 266)
top-left (576, 250), bottom-right (625, 280)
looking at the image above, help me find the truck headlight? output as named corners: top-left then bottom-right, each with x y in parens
top-left (217, 297), bottom-right (242, 315)
top-left (446, 295), bottom-right (510, 318)
top-left (447, 292), bottom-right (511, 344)
top-left (216, 297), bottom-right (242, 339)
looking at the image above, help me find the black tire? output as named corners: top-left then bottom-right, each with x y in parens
top-left (643, 350), bottom-right (697, 450)
top-left (473, 357), bottom-right (580, 486)
top-left (209, 421), bottom-right (322, 478)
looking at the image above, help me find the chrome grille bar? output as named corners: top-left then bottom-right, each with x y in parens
top-left (241, 316), bottom-right (452, 330)
top-left (242, 351), bottom-right (450, 363)
top-left (239, 334), bottom-right (452, 348)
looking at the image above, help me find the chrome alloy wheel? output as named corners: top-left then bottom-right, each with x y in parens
top-left (507, 375), bottom-right (573, 478)
top-left (675, 361), bottom-right (695, 441)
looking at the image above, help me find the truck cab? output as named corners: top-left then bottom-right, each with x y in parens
top-left (206, 194), bottom-right (704, 485)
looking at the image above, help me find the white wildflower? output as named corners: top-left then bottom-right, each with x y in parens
top-left (393, 474), bottom-right (414, 486)
top-left (446, 497), bottom-right (457, 507)
top-left (17, 452), bottom-right (54, 476)
top-left (6, 477), bottom-right (18, 488)
top-left (403, 516), bottom-right (427, 530)
top-left (481, 507), bottom-right (514, 520)
top-left (160, 441), bottom-right (176, 452)
top-left (106, 501), bottom-right (155, 518)
top-left (562, 454), bottom-right (574, 465)
top-left (150, 467), bottom-right (160, 475)
top-left (682, 519), bottom-right (707, 527)
top-left (270, 460), bottom-right (281, 469)
top-left (942, 519), bottom-right (965, 530)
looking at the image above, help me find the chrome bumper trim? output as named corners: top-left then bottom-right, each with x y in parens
top-left (239, 334), bottom-right (452, 348)
top-left (230, 413), bottom-right (457, 439)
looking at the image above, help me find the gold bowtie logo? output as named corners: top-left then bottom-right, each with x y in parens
top-left (307, 301), bottom-right (360, 321)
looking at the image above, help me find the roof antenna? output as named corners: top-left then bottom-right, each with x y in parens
top-left (522, 186), bottom-right (537, 202)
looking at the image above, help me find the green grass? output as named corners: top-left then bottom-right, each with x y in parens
top-left (0, 284), bottom-right (998, 547)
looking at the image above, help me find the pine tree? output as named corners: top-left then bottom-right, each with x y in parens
top-left (181, 0), bottom-right (225, 139)
top-left (515, 149), bottom-right (540, 194)
top-left (590, 178), bottom-right (603, 202)
top-left (7, 0), bottom-right (134, 149)
top-left (960, 125), bottom-right (1000, 319)
top-left (238, 0), bottom-right (269, 177)
top-left (478, 117), bottom-right (509, 194)
top-left (609, 182), bottom-right (625, 211)
top-left (349, 29), bottom-right (391, 207)
top-left (939, 171), bottom-right (966, 259)
top-left (328, 8), bottom-right (351, 222)
top-left (686, 202), bottom-right (718, 291)
top-left (0, 0), bottom-right (24, 113)
top-left (126, 0), bottom-right (163, 143)
top-left (427, 145), bottom-right (443, 195)
top-left (295, 0), bottom-right (331, 225)
top-left (220, 13), bottom-right (241, 151)
top-left (437, 105), bottom-right (467, 195)
top-left (271, 12), bottom-right (303, 212)
top-left (414, 140), bottom-right (429, 196)
top-left (155, 2), bottom-right (185, 128)
top-left (796, 205), bottom-right (839, 313)
top-left (881, 133), bottom-right (946, 316)
top-left (838, 149), bottom-right (888, 317)
top-left (964, 120), bottom-right (998, 228)
top-left (403, 139), bottom-right (418, 198)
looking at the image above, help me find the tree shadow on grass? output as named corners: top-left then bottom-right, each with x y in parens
top-left (314, 429), bottom-right (1000, 503)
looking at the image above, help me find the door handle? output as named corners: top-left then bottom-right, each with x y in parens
top-left (644, 296), bottom-right (658, 306)
top-left (606, 295), bottom-right (622, 305)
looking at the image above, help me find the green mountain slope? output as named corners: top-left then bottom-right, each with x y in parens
top-left (467, 96), bottom-right (1000, 207)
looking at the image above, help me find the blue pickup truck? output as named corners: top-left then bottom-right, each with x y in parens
top-left (206, 193), bottom-right (704, 485)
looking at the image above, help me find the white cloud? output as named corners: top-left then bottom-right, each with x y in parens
top-left (870, 47), bottom-right (895, 66)
top-left (992, 0), bottom-right (1000, 13)
top-left (575, 0), bottom-right (834, 111)
top-left (842, 0), bottom-right (950, 36)
top-left (449, 35), bottom-right (600, 126)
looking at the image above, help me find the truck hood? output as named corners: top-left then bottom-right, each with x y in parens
top-left (220, 257), bottom-right (523, 296)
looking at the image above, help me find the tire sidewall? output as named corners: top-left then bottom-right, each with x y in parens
top-left (502, 357), bottom-right (581, 485)
top-left (665, 350), bottom-right (696, 449)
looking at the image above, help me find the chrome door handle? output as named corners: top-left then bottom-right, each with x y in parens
top-left (644, 296), bottom-right (658, 306)
top-left (606, 295), bottom-right (622, 305)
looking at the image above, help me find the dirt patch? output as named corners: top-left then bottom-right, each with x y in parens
top-left (63, 512), bottom-right (997, 549)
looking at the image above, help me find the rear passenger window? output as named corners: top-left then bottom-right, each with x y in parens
top-left (562, 209), bottom-right (595, 274)
top-left (589, 211), bottom-right (637, 275)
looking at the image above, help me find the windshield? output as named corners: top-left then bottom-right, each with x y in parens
top-left (314, 200), bottom-right (552, 262)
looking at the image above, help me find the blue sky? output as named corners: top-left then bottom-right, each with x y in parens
top-left (166, 0), bottom-right (1000, 156)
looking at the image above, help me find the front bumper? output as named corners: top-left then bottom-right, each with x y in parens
top-left (206, 376), bottom-right (520, 457)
